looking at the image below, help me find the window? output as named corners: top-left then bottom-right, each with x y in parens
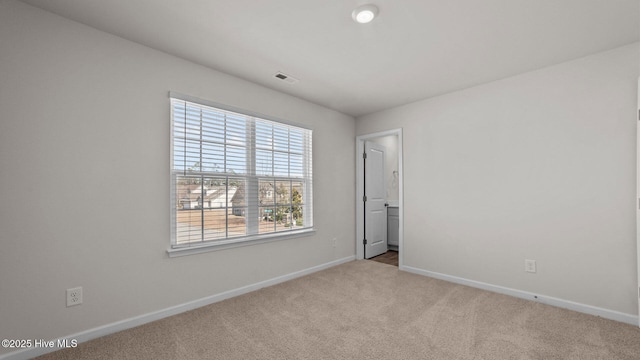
top-left (169, 94), bottom-right (313, 254)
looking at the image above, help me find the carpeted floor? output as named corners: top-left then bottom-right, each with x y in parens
top-left (36, 260), bottom-right (640, 359)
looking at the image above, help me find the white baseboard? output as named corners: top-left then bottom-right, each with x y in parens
top-left (1, 256), bottom-right (355, 360)
top-left (400, 265), bottom-right (638, 326)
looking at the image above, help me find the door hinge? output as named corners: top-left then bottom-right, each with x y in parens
top-left (363, 153), bottom-right (367, 159)
top-left (363, 195), bottom-right (367, 202)
top-left (363, 239), bottom-right (367, 245)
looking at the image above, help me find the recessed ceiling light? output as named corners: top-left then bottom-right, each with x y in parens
top-left (352, 4), bottom-right (378, 24)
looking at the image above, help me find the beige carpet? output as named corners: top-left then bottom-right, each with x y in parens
top-left (37, 260), bottom-right (640, 359)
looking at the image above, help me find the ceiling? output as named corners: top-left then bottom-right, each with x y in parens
top-left (21, 0), bottom-right (639, 117)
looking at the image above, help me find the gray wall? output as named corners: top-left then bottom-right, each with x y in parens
top-left (0, 0), bottom-right (355, 351)
top-left (357, 43), bottom-right (639, 316)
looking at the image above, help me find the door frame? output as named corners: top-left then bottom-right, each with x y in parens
top-left (636, 76), bottom-right (640, 327)
top-left (356, 128), bottom-right (404, 269)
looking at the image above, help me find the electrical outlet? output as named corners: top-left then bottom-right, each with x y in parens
top-left (525, 259), bottom-right (536, 273)
top-left (332, 237), bottom-right (337, 247)
top-left (66, 287), bottom-right (83, 307)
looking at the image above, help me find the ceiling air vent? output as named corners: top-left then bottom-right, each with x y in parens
top-left (274, 72), bottom-right (299, 85)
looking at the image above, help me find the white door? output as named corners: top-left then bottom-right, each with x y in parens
top-left (364, 141), bottom-right (387, 259)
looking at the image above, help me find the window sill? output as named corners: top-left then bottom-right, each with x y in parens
top-left (167, 228), bottom-right (316, 258)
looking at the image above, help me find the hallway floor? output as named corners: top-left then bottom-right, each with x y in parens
top-left (369, 250), bottom-right (398, 267)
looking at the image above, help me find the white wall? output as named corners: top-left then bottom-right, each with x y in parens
top-left (357, 43), bottom-right (639, 316)
top-left (0, 0), bottom-right (355, 354)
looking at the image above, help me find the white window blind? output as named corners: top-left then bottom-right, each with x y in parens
top-left (170, 97), bottom-right (313, 250)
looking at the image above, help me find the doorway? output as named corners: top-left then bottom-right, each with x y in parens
top-left (356, 128), bottom-right (404, 269)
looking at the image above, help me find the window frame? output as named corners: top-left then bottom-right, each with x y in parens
top-left (167, 92), bottom-right (314, 257)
